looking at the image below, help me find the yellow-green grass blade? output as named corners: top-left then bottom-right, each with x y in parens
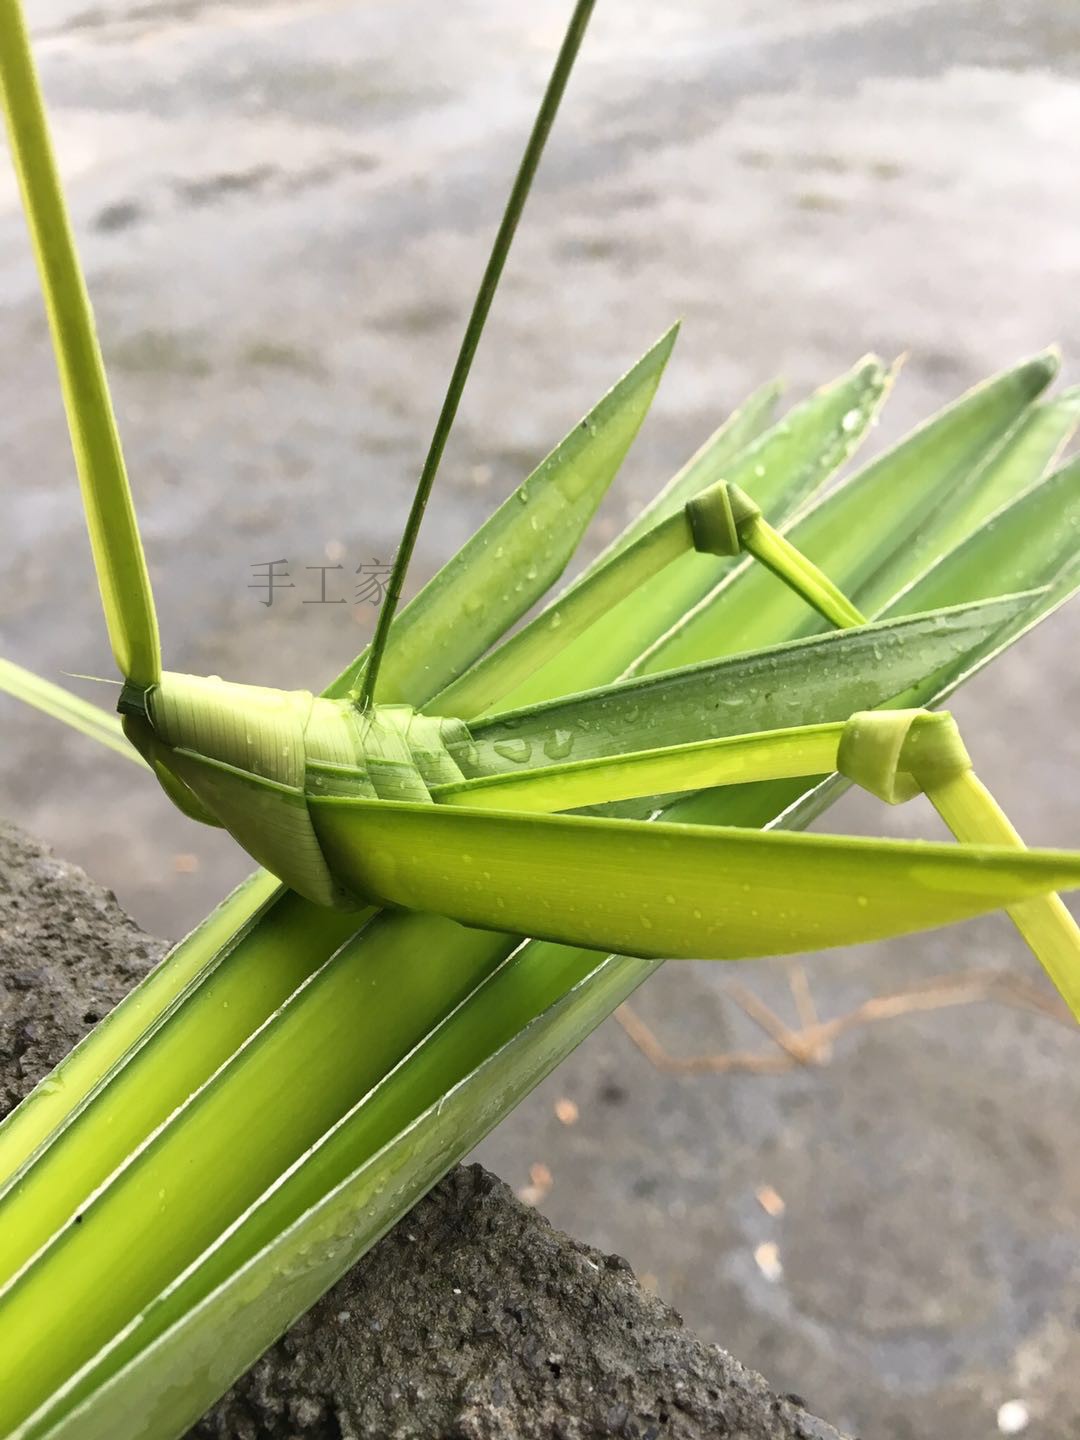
top-left (506, 354), bottom-right (893, 705)
top-left (0, 888), bottom-right (364, 1283)
top-left (854, 384), bottom-right (1080, 617)
top-left (995, 558), bottom-right (1080, 669)
top-left (465, 595), bottom-right (1032, 774)
top-left (433, 723), bottom-right (845, 814)
top-left (19, 944), bottom-right (656, 1440)
top-left (927, 769), bottom-right (1080, 1018)
top-left (890, 454), bottom-right (1080, 622)
top-left (872, 455), bottom-right (1080, 720)
top-left (0, 2), bottom-right (159, 688)
top-left (325, 326), bottom-right (678, 705)
top-left (0, 868), bottom-right (281, 1185)
top-left (637, 351), bottom-right (1060, 674)
top-left (431, 509), bottom-right (695, 719)
top-left (307, 797), bottom-right (1080, 960)
top-left (0, 912), bottom-right (519, 1433)
top-left (1036, 535), bottom-right (1080, 615)
top-left (0, 661), bottom-right (141, 766)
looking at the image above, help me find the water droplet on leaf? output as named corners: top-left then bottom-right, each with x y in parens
top-left (543, 729), bottom-right (574, 761)
top-left (493, 738), bottom-right (533, 764)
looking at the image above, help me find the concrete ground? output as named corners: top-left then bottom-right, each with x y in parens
top-left (0, 1), bottom-right (1078, 1435)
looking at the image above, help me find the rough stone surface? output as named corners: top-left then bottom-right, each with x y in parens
top-left (0, 822), bottom-right (845, 1440)
top-left (192, 1164), bottom-right (842, 1440)
top-left (0, 821), bottom-right (167, 1119)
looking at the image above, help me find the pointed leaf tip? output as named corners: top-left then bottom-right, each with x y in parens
top-left (1027, 347), bottom-right (1061, 384)
top-left (645, 320), bottom-right (680, 369)
top-left (328, 329), bottom-right (679, 707)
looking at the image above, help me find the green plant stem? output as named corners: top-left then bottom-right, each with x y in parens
top-left (636, 352), bottom-right (1059, 675)
top-left (742, 514), bottom-right (867, 628)
top-left (357, 0), bottom-right (596, 710)
top-left (928, 769), bottom-right (1080, 1019)
top-left (433, 723), bottom-right (846, 813)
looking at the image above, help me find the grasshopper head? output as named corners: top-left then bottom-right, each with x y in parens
top-left (119, 671), bottom-right (316, 786)
top-left (117, 671), bottom-right (356, 908)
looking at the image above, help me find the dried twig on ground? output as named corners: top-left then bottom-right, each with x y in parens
top-left (615, 967), bottom-right (1074, 1077)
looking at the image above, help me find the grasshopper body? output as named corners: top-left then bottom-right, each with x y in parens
top-left (1, 0), bottom-right (1078, 991)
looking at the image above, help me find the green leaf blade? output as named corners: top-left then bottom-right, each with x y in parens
top-left (325, 326), bottom-right (679, 705)
top-left (429, 510), bottom-right (694, 720)
top-left (466, 594), bottom-right (1033, 773)
top-left (0, 5), bottom-right (160, 686)
top-left (309, 798), bottom-right (1080, 959)
top-left (639, 351), bottom-right (1059, 674)
top-left (507, 354), bottom-right (893, 704)
top-left (890, 454), bottom-right (1080, 620)
top-left (0, 915), bottom-right (516, 1434)
top-left (0, 889), bottom-right (363, 1290)
top-left (22, 944), bottom-right (655, 1440)
top-left (433, 723), bottom-right (844, 814)
top-left (0, 661), bottom-right (141, 765)
top-left (854, 383), bottom-right (1080, 616)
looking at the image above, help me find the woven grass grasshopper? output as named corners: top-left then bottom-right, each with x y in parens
top-left (2, 0), bottom-right (1079, 1008)
top-left (6, 4), bottom-right (1080, 1432)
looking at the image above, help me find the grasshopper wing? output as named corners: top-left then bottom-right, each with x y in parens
top-left (307, 797), bottom-right (1080, 960)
